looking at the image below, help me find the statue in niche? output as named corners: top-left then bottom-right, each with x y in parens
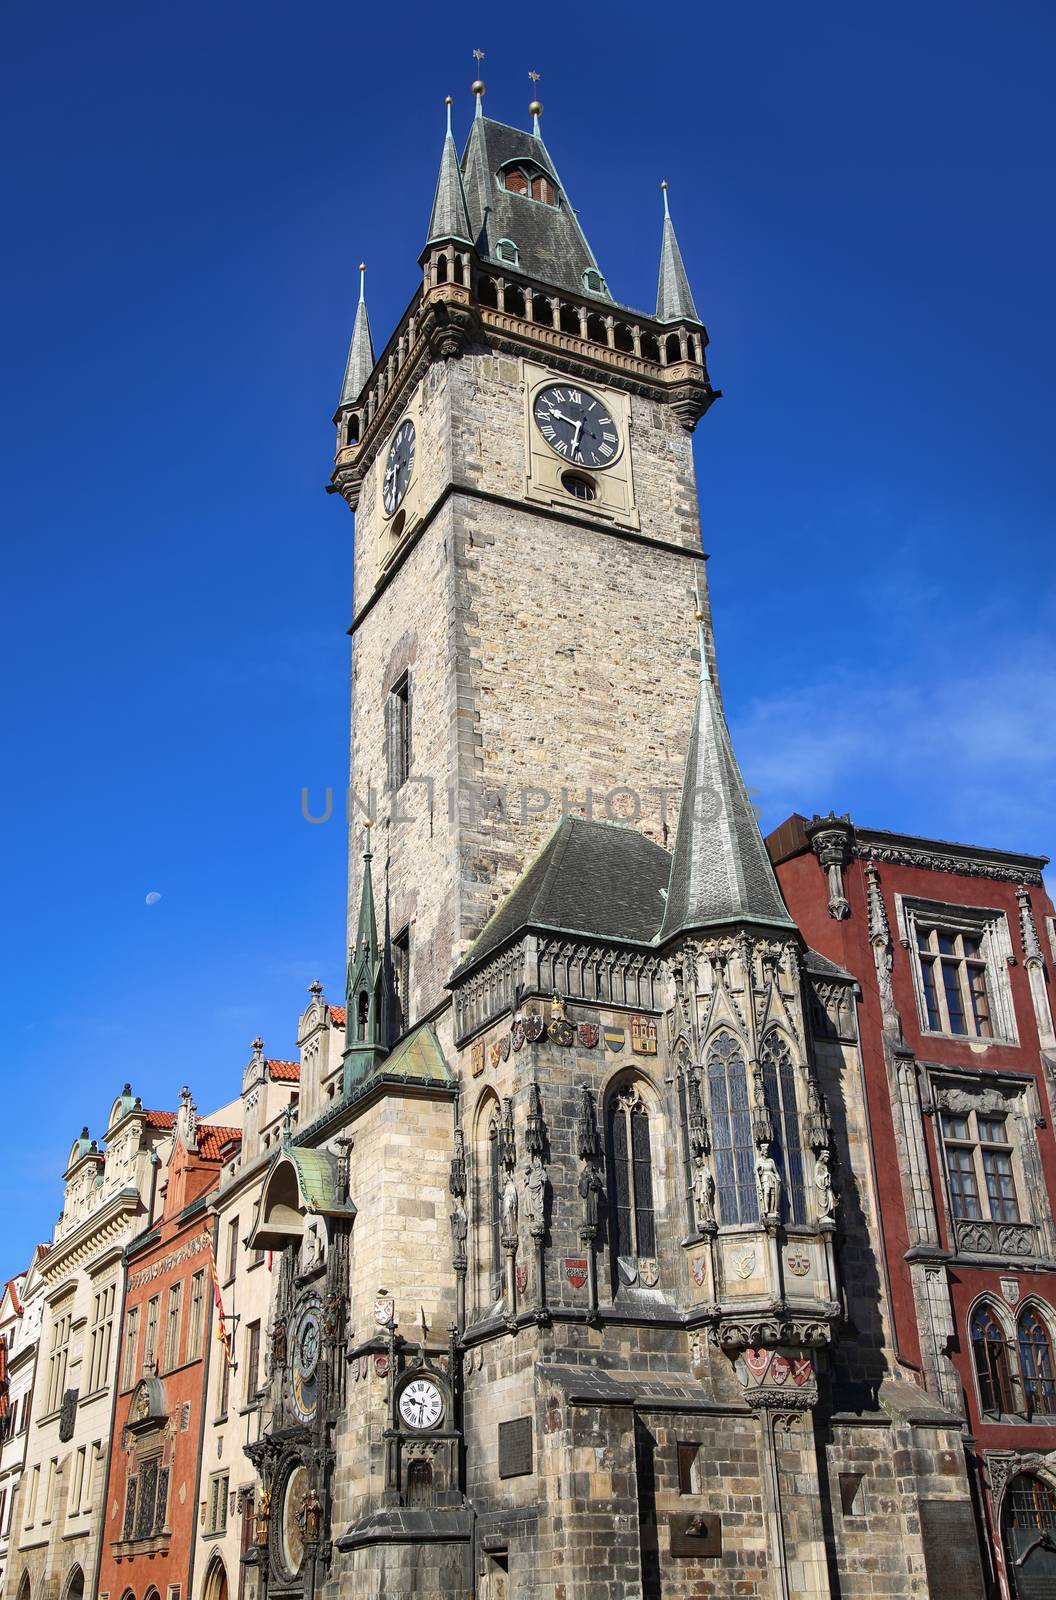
top-left (301, 1217), bottom-right (325, 1274)
top-left (755, 1148), bottom-right (781, 1220)
top-left (694, 1155), bottom-right (716, 1227)
top-left (450, 1197), bottom-right (468, 1266)
top-left (815, 1149), bottom-right (836, 1218)
top-left (523, 1157), bottom-right (547, 1235)
top-left (501, 1173), bottom-right (519, 1246)
top-left (578, 1162), bottom-right (604, 1234)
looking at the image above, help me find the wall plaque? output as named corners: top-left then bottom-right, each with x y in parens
top-left (919, 1500), bottom-right (984, 1600)
top-left (498, 1417), bottom-right (533, 1479)
top-left (59, 1388), bottom-right (79, 1443)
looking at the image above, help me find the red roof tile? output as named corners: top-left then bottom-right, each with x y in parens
top-left (197, 1125), bottom-right (242, 1163)
top-left (328, 1005), bottom-right (346, 1026)
top-left (145, 1110), bottom-right (176, 1129)
top-left (267, 1059), bottom-right (300, 1082)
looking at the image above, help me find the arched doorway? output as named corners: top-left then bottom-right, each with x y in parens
top-left (1003, 1472), bottom-right (1056, 1600)
top-left (61, 1567), bottom-right (84, 1600)
top-left (15, 1573), bottom-right (31, 1600)
top-left (202, 1554), bottom-right (229, 1600)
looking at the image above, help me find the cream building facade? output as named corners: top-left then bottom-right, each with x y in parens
top-left (4, 1090), bottom-right (174, 1600)
top-left (0, 1251), bottom-right (48, 1596)
top-left (193, 1032), bottom-right (328, 1600)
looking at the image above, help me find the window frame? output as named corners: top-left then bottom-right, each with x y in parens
top-left (162, 1282), bottom-right (183, 1374)
top-left (706, 1033), bottom-right (758, 1227)
top-left (939, 1106), bottom-right (1021, 1224)
top-left (385, 672), bottom-right (412, 792)
top-left (605, 1080), bottom-right (658, 1268)
top-left (897, 895), bottom-right (1017, 1044)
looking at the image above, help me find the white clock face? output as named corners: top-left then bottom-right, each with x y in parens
top-left (398, 1377), bottom-right (443, 1431)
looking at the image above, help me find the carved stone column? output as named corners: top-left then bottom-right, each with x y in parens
top-left (805, 813), bottom-right (853, 920)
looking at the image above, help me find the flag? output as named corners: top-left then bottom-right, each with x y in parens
top-left (209, 1241), bottom-right (232, 1366)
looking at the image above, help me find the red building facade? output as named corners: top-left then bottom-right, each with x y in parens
top-left (96, 1092), bottom-right (241, 1600)
top-left (768, 813), bottom-right (1056, 1600)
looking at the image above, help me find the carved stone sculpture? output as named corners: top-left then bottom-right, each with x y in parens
top-left (815, 1149), bottom-right (836, 1218)
top-left (523, 1156), bottom-right (547, 1235)
top-left (501, 1173), bottom-right (519, 1246)
top-left (755, 1149), bottom-right (781, 1220)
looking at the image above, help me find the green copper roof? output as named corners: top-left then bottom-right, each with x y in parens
top-left (379, 1022), bottom-right (453, 1086)
top-left (282, 1147), bottom-right (356, 1216)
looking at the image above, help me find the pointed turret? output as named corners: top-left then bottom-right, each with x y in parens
top-left (343, 827), bottom-right (388, 1091)
top-left (338, 264), bottom-right (375, 408)
top-left (656, 181), bottom-right (700, 324)
top-left (424, 97), bottom-right (473, 250)
top-left (659, 612), bottom-right (793, 941)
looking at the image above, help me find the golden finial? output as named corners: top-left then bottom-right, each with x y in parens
top-left (661, 179), bottom-right (670, 217)
top-left (528, 69), bottom-right (542, 123)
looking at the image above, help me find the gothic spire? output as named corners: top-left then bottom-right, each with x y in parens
top-left (338, 264), bottom-right (374, 407)
top-left (424, 97), bottom-right (473, 250)
top-left (659, 609), bottom-right (793, 941)
top-left (343, 826), bottom-right (387, 1090)
top-left (656, 182), bottom-right (700, 324)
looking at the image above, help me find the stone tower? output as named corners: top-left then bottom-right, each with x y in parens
top-left (329, 85), bottom-right (720, 1024)
top-left (243, 82), bottom-right (982, 1600)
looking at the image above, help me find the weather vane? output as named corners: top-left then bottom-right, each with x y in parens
top-left (473, 48), bottom-right (485, 67)
top-left (528, 70), bottom-right (540, 86)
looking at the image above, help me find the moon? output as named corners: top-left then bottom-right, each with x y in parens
top-left (145, 891), bottom-right (162, 906)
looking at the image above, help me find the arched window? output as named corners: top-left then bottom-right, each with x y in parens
top-left (503, 167), bottom-right (529, 195)
top-left (344, 414), bottom-right (359, 447)
top-left (487, 1107), bottom-right (503, 1299)
top-left (61, 1567), bottom-right (84, 1600)
top-left (406, 1459), bottom-right (433, 1506)
top-left (500, 165), bottom-right (556, 205)
top-left (1003, 1473), bottom-right (1056, 1592)
top-left (706, 1034), bottom-right (757, 1225)
top-left (606, 1083), bottom-right (656, 1264)
top-left (504, 284), bottom-right (526, 319)
top-left (760, 1033), bottom-right (806, 1224)
top-left (665, 332), bottom-right (682, 363)
top-left (473, 1094), bottom-right (504, 1314)
top-left (1018, 1308), bottom-right (1056, 1417)
top-left (971, 1302), bottom-right (1015, 1414)
top-left (16, 1574), bottom-right (32, 1600)
top-left (476, 275), bottom-right (499, 310)
top-left (357, 991), bottom-right (369, 1040)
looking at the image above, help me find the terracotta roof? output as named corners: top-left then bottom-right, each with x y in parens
top-left (268, 1059), bottom-right (300, 1082)
top-left (198, 1125), bottom-right (242, 1163)
top-left (145, 1110), bottom-right (176, 1129)
top-left (328, 1006), bottom-right (346, 1026)
top-left (5, 1278), bottom-right (23, 1316)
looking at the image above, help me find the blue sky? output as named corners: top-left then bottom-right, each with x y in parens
top-left (3, 0), bottom-right (1054, 1265)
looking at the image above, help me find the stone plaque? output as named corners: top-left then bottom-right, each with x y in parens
top-left (919, 1500), bottom-right (984, 1600)
top-left (498, 1417), bottom-right (533, 1479)
top-left (670, 1511), bottom-right (722, 1558)
top-left (59, 1388), bottom-right (79, 1443)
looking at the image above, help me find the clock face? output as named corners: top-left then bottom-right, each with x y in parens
top-left (532, 384), bottom-right (620, 468)
top-left (290, 1305), bottom-right (320, 1422)
top-left (281, 1465), bottom-right (308, 1576)
top-left (397, 1377), bottom-right (444, 1431)
top-left (383, 419), bottom-right (416, 515)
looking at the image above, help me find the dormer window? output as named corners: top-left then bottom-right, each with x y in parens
top-left (496, 239), bottom-right (519, 267)
top-left (500, 163), bottom-right (557, 205)
top-left (582, 268), bottom-right (607, 296)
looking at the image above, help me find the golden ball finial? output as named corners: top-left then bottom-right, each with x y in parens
top-left (359, 261), bottom-right (366, 272)
top-left (661, 179), bottom-right (669, 191)
top-left (364, 817), bottom-right (374, 830)
top-left (472, 78), bottom-right (485, 96)
top-left (529, 99), bottom-right (543, 118)
top-left (445, 94), bottom-right (453, 106)
top-left (693, 610), bottom-right (705, 622)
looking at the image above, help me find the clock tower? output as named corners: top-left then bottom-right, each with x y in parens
top-left (329, 82), bottom-right (719, 1030)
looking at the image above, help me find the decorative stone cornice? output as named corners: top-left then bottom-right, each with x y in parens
top-left (42, 1188), bottom-right (142, 1281)
top-left (852, 839), bottom-right (1045, 886)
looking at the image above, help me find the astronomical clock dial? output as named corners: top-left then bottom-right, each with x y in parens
top-left (281, 1465), bottom-right (308, 1577)
top-left (532, 384), bottom-right (620, 468)
top-left (397, 1376), bottom-right (444, 1431)
top-left (382, 418), bottom-right (416, 514)
top-left (290, 1302), bottom-right (320, 1423)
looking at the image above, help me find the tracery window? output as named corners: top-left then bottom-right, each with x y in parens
top-left (1018, 1308), bottom-right (1056, 1418)
top-left (606, 1083), bottom-right (656, 1262)
top-left (706, 1034), bottom-right (757, 1225)
top-left (971, 1302), bottom-right (1015, 1414)
top-left (759, 1032), bottom-right (806, 1224)
top-left (940, 1109), bottom-right (1020, 1222)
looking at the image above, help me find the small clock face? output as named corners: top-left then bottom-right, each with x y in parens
top-left (298, 1316), bottom-right (319, 1380)
top-left (397, 1377), bottom-right (444, 1431)
top-left (383, 419), bottom-right (416, 515)
top-left (533, 384), bottom-right (620, 468)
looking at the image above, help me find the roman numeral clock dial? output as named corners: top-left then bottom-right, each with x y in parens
top-left (532, 384), bottom-right (620, 468)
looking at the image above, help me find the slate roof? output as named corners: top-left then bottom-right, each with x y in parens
top-left (425, 114), bottom-right (473, 248)
top-left (338, 290), bottom-right (374, 408)
top-left (656, 194), bottom-right (700, 323)
top-left (659, 653), bottom-right (794, 940)
top-left (450, 816), bottom-right (671, 982)
top-left (378, 1022), bottom-right (453, 1086)
top-left (460, 115), bottom-right (610, 301)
